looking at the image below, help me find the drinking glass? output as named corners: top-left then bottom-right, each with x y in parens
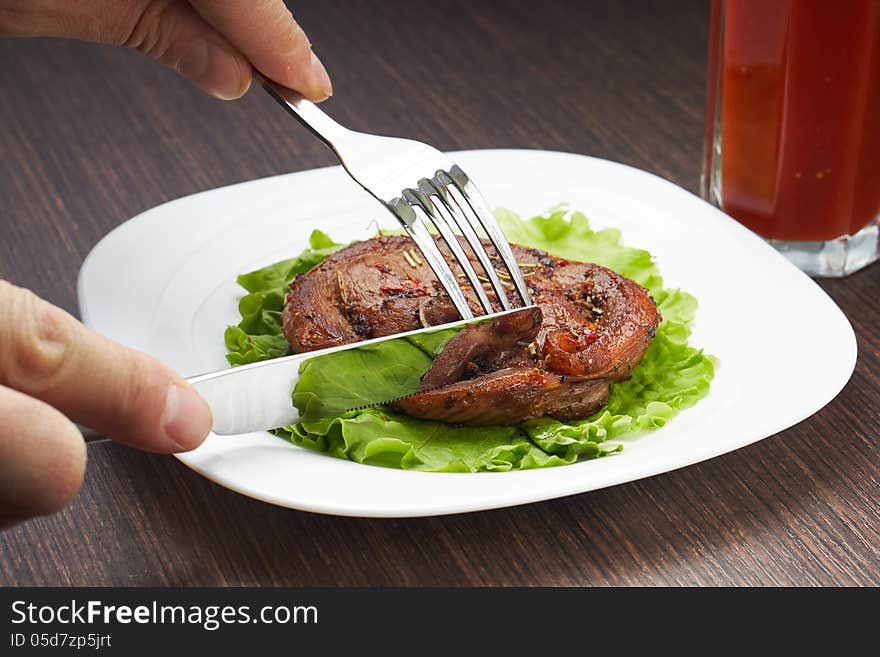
top-left (702, 0), bottom-right (880, 276)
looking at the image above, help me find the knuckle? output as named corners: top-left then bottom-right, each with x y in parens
top-left (120, 0), bottom-right (175, 59)
top-left (0, 281), bottom-right (76, 394)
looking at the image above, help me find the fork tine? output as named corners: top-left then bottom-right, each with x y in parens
top-left (441, 166), bottom-right (533, 306)
top-left (387, 198), bottom-right (474, 320)
top-left (407, 184), bottom-right (494, 314)
top-left (426, 176), bottom-right (514, 311)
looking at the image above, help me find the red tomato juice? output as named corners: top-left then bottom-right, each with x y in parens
top-left (708, 0), bottom-right (880, 242)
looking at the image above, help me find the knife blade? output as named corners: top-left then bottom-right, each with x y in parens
top-left (187, 306), bottom-right (536, 435)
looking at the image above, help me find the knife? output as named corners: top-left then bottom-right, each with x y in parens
top-left (187, 306), bottom-right (536, 435)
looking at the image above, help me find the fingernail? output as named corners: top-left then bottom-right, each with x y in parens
top-left (162, 384), bottom-right (212, 452)
top-left (178, 39), bottom-right (248, 100)
top-left (308, 50), bottom-right (333, 101)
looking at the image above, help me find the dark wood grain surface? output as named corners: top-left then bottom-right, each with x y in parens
top-left (1, 0), bottom-right (877, 586)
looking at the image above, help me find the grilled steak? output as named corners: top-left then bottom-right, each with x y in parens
top-left (282, 235), bottom-right (661, 425)
top-left (395, 366), bottom-right (610, 426)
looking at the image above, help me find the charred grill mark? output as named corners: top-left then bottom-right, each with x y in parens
top-left (346, 310), bottom-right (371, 338)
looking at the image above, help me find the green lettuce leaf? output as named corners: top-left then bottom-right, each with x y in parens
top-left (227, 208), bottom-right (716, 472)
top-left (275, 408), bottom-right (584, 472)
top-left (224, 230), bottom-right (343, 365)
top-left (291, 325), bottom-right (464, 425)
top-left (292, 339), bottom-right (434, 423)
top-left (495, 206), bottom-right (664, 294)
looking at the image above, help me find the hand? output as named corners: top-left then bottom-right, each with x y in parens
top-left (0, 1), bottom-right (330, 526)
top-left (0, 0), bottom-right (332, 100)
top-left (0, 281), bottom-right (213, 527)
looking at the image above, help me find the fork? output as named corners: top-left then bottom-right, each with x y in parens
top-left (262, 82), bottom-right (532, 318)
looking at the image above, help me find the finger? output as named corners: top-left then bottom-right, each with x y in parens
top-left (188, 0), bottom-right (332, 101)
top-left (0, 281), bottom-right (212, 453)
top-left (0, 0), bottom-right (253, 100)
top-left (121, 0), bottom-right (257, 99)
top-left (0, 384), bottom-right (86, 526)
top-left (115, 0), bottom-right (254, 100)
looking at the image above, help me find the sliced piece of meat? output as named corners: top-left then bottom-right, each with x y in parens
top-left (392, 305), bottom-right (608, 425)
top-left (417, 306), bottom-right (542, 392)
top-left (282, 234), bottom-right (661, 425)
top-left (393, 368), bottom-right (609, 426)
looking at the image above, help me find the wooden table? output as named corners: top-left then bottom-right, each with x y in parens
top-left (1, 0), bottom-right (877, 586)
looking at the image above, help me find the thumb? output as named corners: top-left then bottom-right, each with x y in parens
top-left (0, 281), bottom-right (212, 453)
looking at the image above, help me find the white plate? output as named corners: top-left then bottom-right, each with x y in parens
top-left (78, 149), bottom-right (856, 517)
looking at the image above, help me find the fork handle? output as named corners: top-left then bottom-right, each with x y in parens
top-left (261, 80), bottom-right (349, 149)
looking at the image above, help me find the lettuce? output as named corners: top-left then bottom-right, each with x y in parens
top-left (292, 338), bottom-right (435, 424)
top-left (275, 409), bottom-right (572, 472)
top-left (224, 230), bottom-right (343, 365)
top-left (225, 208), bottom-right (715, 472)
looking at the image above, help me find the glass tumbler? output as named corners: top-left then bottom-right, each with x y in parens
top-left (702, 0), bottom-right (880, 276)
